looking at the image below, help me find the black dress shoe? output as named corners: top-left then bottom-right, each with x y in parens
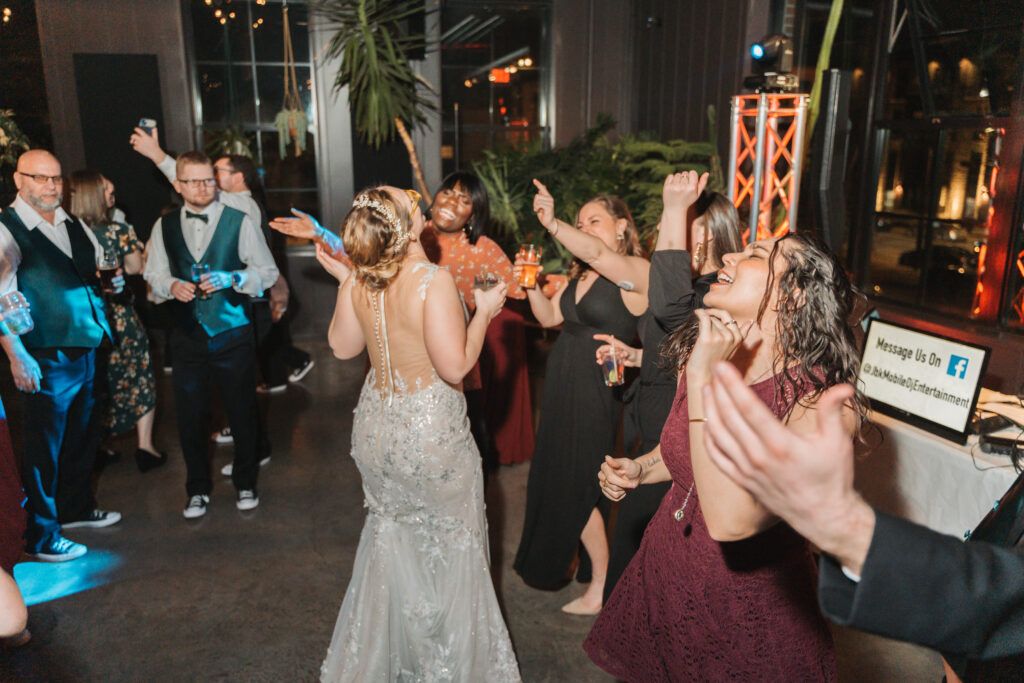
top-left (135, 448), bottom-right (168, 473)
top-left (96, 447), bottom-right (120, 469)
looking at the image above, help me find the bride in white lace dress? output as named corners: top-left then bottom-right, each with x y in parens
top-left (314, 187), bottom-right (521, 681)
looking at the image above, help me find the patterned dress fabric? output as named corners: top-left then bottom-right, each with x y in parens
top-left (320, 263), bottom-right (520, 682)
top-left (91, 221), bottom-right (156, 434)
top-left (422, 228), bottom-right (534, 464)
top-left (584, 375), bottom-right (838, 682)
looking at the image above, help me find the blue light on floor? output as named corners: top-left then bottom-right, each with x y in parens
top-left (13, 550), bottom-right (124, 606)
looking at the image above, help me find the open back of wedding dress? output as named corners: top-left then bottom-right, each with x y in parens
top-left (320, 261), bottom-right (520, 682)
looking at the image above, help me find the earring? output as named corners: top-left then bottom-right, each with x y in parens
top-left (694, 241), bottom-right (705, 264)
top-left (616, 232), bottom-right (624, 241)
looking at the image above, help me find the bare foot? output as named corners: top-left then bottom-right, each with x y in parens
top-left (561, 596), bottom-right (601, 615)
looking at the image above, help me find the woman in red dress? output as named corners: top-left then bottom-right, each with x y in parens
top-left (585, 233), bottom-right (866, 681)
top-left (421, 172), bottom-right (534, 471)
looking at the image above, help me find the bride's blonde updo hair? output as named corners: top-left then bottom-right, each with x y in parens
top-left (341, 188), bottom-right (412, 291)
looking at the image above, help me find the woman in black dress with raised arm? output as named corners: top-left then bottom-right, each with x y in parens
top-left (513, 181), bottom-right (648, 614)
top-left (595, 171), bottom-right (744, 601)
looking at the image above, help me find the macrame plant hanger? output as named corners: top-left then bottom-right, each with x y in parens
top-left (274, 1), bottom-right (307, 158)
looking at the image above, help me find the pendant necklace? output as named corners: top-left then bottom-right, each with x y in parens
top-left (673, 482), bottom-right (696, 522)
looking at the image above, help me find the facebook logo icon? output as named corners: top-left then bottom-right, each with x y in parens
top-left (947, 355), bottom-right (969, 379)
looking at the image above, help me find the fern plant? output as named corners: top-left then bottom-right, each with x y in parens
top-left (474, 107), bottom-right (725, 271)
top-left (315, 0), bottom-right (436, 202)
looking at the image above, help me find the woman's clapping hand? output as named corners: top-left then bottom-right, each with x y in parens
top-left (598, 455), bottom-right (642, 502)
top-left (686, 308), bottom-right (752, 385)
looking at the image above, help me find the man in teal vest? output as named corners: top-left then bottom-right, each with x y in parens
top-left (144, 151), bottom-right (278, 519)
top-left (0, 150), bottom-right (121, 562)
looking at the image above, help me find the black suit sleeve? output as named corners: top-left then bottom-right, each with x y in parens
top-left (648, 250), bottom-right (696, 331)
top-left (818, 510), bottom-right (1024, 660)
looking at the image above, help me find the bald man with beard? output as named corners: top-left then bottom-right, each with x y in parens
top-left (0, 150), bottom-right (122, 562)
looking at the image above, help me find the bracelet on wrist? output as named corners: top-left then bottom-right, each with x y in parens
top-left (548, 221), bottom-right (559, 237)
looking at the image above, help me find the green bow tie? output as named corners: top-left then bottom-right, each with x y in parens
top-left (185, 211), bottom-right (208, 223)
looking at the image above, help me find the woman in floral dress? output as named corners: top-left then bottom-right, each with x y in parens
top-left (67, 171), bottom-right (164, 472)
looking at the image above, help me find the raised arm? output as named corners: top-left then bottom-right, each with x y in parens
top-left (423, 269), bottom-right (506, 384)
top-left (532, 179), bottom-right (649, 296)
top-left (655, 171), bottom-right (707, 252)
top-left (270, 208), bottom-right (349, 264)
top-left (319, 245), bottom-right (363, 359)
top-left (684, 309), bottom-right (796, 541)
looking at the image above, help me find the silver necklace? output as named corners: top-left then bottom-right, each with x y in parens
top-left (673, 482), bottom-right (696, 522)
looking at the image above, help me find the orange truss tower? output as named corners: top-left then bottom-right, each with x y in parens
top-left (727, 93), bottom-right (809, 243)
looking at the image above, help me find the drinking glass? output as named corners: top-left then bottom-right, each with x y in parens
top-left (598, 346), bottom-right (625, 387)
top-left (517, 244), bottom-right (542, 289)
top-left (99, 248), bottom-right (120, 293)
top-left (473, 270), bottom-right (498, 291)
top-left (0, 291), bottom-right (33, 336)
top-left (191, 263), bottom-right (211, 300)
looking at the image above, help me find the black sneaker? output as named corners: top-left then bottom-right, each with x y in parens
top-left (183, 494), bottom-right (210, 519)
top-left (62, 509), bottom-right (122, 529)
top-left (288, 359), bottom-right (315, 383)
top-left (29, 536), bottom-right (87, 562)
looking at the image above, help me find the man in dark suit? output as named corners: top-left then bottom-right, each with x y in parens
top-left (0, 150), bottom-right (121, 562)
top-left (143, 151), bottom-right (277, 519)
top-left (700, 360), bottom-right (1024, 661)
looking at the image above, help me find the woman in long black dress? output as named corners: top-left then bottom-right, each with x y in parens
top-left (595, 172), bottom-right (744, 601)
top-left (513, 180), bottom-right (648, 614)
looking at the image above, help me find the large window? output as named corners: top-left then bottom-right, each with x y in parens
top-left (855, 0), bottom-right (1022, 322)
top-left (189, 0), bottom-right (318, 219)
top-left (439, 1), bottom-right (551, 175)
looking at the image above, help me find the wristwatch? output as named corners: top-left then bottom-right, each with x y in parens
top-left (231, 271), bottom-right (243, 288)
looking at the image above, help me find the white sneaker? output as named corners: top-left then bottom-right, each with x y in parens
top-left (212, 428), bottom-right (233, 444)
top-left (288, 359), bottom-right (315, 383)
top-left (221, 456), bottom-right (271, 477)
top-left (236, 490), bottom-right (259, 511)
top-left (183, 494), bottom-right (210, 519)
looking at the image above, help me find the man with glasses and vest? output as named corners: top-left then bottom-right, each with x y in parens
top-left (144, 151), bottom-right (277, 519)
top-left (0, 150), bottom-right (122, 562)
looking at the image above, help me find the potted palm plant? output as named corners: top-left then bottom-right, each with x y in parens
top-left (315, 0), bottom-right (435, 203)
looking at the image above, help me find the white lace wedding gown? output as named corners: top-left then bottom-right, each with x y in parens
top-left (321, 262), bottom-right (520, 682)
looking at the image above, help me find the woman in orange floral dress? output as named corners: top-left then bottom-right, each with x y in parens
top-left (421, 172), bottom-right (534, 475)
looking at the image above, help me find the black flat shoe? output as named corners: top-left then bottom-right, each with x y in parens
top-left (135, 448), bottom-right (168, 473)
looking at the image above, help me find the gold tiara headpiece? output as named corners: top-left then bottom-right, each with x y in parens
top-left (352, 193), bottom-right (408, 247)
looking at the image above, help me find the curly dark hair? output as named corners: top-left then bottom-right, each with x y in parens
top-left (661, 232), bottom-right (868, 427)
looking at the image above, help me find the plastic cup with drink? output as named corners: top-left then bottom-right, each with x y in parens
top-left (191, 263), bottom-right (211, 300)
top-left (0, 291), bottom-right (33, 336)
top-left (598, 341), bottom-right (625, 387)
top-left (473, 270), bottom-right (499, 291)
top-left (99, 248), bottom-right (120, 293)
top-left (517, 244), bottom-right (542, 289)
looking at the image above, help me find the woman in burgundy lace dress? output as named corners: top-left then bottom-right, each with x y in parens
top-left (585, 233), bottom-right (866, 681)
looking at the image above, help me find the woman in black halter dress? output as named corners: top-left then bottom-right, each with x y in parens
top-left (513, 181), bottom-right (648, 614)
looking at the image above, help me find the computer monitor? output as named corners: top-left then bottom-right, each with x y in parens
top-left (859, 318), bottom-right (990, 444)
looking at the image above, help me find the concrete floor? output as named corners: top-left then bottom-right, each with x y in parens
top-left (2, 342), bottom-right (943, 682)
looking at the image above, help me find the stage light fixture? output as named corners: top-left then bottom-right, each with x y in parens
top-left (744, 34), bottom-right (797, 93)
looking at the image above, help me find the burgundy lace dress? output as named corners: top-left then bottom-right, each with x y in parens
top-left (584, 375), bottom-right (837, 682)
